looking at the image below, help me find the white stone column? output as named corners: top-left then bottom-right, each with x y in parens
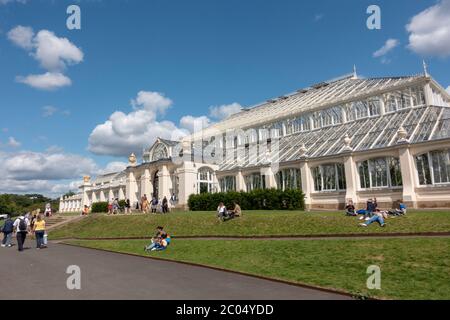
top-left (398, 145), bottom-right (418, 208)
top-left (158, 165), bottom-right (172, 200)
top-left (59, 197), bottom-right (64, 213)
top-left (299, 160), bottom-right (313, 210)
top-left (126, 170), bottom-right (138, 207)
top-left (119, 187), bottom-right (125, 200)
top-left (262, 167), bottom-right (277, 189)
top-left (177, 163), bottom-right (197, 208)
top-left (343, 154), bottom-right (359, 205)
top-left (108, 189), bottom-right (114, 202)
top-left (141, 169), bottom-right (152, 198)
top-left (100, 190), bottom-right (106, 202)
top-left (92, 192), bottom-right (97, 204)
top-left (236, 171), bottom-right (246, 191)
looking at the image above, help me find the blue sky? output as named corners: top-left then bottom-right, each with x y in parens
top-left (0, 0), bottom-right (449, 196)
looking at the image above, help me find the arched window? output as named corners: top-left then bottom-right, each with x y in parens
top-left (244, 173), bottom-right (266, 191)
top-left (358, 157), bottom-right (403, 189)
top-left (219, 176), bottom-right (236, 192)
top-left (197, 168), bottom-right (215, 194)
top-left (276, 168), bottom-right (302, 191)
top-left (152, 144), bottom-right (169, 161)
top-left (416, 150), bottom-right (450, 185)
top-left (312, 163), bottom-right (346, 192)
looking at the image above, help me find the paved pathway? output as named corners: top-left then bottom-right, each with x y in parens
top-left (0, 242), bottom-right (349, 300)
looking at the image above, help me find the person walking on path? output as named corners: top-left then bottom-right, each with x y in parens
top-left (13, 214), bottom-right (30, 252)
top-left (33, 214), bottom-right (47, 249)
top-left (1, 215), bottom-right (14, 248)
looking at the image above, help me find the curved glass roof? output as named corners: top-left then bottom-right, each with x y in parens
top-left (219, 105), bottom-right (450, 171)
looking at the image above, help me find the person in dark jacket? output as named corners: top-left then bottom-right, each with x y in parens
top-left (162, 197), bottom-right (169, 214)
top-left (1, 215), bottom-right (14, 247)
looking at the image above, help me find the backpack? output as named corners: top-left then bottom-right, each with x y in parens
top-left (18, 218), bottom-right (28, 232)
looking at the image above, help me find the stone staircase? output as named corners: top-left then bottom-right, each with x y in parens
top-left (44, 214), bottom-right (81, 231)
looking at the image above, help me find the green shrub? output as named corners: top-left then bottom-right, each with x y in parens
top-left (118, 200), bottom-right (127, 208)
top-left (188, 189), bottom-right (305, 211)
top-left (91, 202), bottom-right (108, 213)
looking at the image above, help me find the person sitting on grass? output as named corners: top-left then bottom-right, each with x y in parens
top-left (359, 199), bottom-right (376, 220)
top-left (345, 200), bottom-right (356, 216)
top-left (229, 202), bottom-right (242, 218)
top-left (145, 226), bottom-right (166, 251)
top-left (359, 209), bottom-right (388, 228)
top-left (217, 202), bottom-right (229, 221)
top-left (391, 202), bottom-right (407, 216)
top-left (145, 229), bottom-right (171, 252)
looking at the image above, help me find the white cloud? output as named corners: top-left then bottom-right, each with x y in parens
top-left (7, 25), bottom-right (34, 50)
top-left (446, 86), bottom-right (450, 94)
top-left (8, 26), bottom-right (83, 90)
top-left (7, 137), bottom-right (21, 148)
top-left (180, 115), bottom-right (212, 133)
top-left (406, 0), bottom-right (450, 57)
top-left (88, 91), bottom-right (188, 157)
top-left (16, 72), bottom-right (72, 90)
top-left (209, 102), bottom-right (242, 120)
top-left (97, 161), bottom-right (128, 175)
top-left (33, 29), bottom-right (84, 71)
top-left (0, 149), bottom-right (135, 196)
top-left (2, 151), bottom-right (97, 181)
top-left (131, 91), bottom-right (173, 116)
top-left (373, 39), bottom-right (400, 58)
top-left (42, 105), bottom-right (58, 117)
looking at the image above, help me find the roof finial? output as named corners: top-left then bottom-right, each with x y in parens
top-left (423, 60), bottom-right (429, 77)
top-left (352, 65), bottom-right (358, 79)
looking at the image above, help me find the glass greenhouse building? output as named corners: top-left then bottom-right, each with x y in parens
top-left (60, 71), bottom-right (450, 212)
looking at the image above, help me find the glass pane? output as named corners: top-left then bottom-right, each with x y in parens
top-left (322, 164), bottom-right (337, 190)
top-left (370, 158), bottom-right (388, 187)
top-left (389, 158), bottom-right (403, 187)
top-left (415, 154), bottom-right (432, 185)
top-left (359, 161), bottom-right (370, 189)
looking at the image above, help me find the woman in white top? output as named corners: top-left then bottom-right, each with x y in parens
top-left (217, 202), bottom-right (227, 221)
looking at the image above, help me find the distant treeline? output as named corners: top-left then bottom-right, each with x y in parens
top-left (0, 194), bottom-right (60, 217)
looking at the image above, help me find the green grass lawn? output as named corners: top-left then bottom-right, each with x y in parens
top-left (50, 210), bottom-right (450, 239)
top-left (66, 237), bottom-right (450, 300)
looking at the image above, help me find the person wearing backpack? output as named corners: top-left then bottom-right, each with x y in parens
top-left (13, 214), bottom-right (30, 252)
top-left (1, 215), bottom-right (14, 248)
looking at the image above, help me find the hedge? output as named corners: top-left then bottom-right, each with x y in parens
top-left (188, 189), bottom-right (305, 211)
top-left (91, 202), bottom-right (108, 213)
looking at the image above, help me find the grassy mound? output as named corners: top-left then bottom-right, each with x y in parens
top-left (51, 210), bottom-right (450, 239)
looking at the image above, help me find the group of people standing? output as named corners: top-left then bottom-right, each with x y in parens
top-left (1, 212), bottom-right (47, 251)
top-left (138, 194), bottom-right (177, 214)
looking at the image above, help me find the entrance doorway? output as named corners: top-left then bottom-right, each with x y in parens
top-left (153, 171), bottom-right (159, 199)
